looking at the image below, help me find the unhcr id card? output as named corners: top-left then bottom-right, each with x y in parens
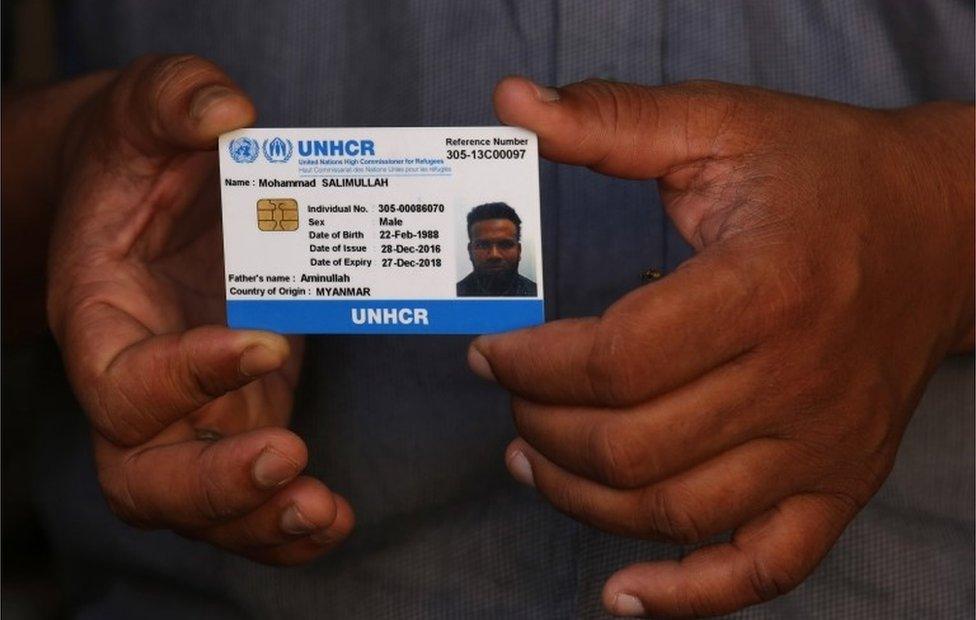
top-left (218, 127), bottom-right (543, 334)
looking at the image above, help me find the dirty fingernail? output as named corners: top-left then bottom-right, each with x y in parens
top-left (252, 447), bottom-right (299, 489)
top-left (240, 344), bottom-right (284, 377)
top-left (190, 84), bottom-right (234, 120)
top-left (280, 504), bottom-right (315, 535)
top-left (535, 84), bottom-right (560, 102)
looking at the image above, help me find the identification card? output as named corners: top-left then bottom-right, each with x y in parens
top-left (218, 127), bottom-right (544, 334)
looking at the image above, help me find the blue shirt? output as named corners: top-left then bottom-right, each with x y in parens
top-left (41, 2), bottom-right (974, 617)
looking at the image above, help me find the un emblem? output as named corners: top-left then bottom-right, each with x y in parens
top-left (263, 137), bottom-right (293, 163)
top-left (228, 137), bottom-right (259, 163)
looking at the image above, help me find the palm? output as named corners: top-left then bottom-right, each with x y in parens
top-left (147, 153), bottom-right (302, 438)
top-left (46, 56), bottom-right (353, 564)
top-left (64, 149), bottom-right (302, 443)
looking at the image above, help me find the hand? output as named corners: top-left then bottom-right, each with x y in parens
top-left (46, 54), bottom-right (353, 565)
top-left (471, 77), bottom-right (973, 616)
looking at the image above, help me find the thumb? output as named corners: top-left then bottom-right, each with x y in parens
top-left (91, 53), bottom-right (256, 162)
top-left (51, 54), bottom-right (254, 267)
top-left (492, 76), bottom-right (755, 183)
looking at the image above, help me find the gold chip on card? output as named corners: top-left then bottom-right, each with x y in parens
top-left (256, 198), bottom-right (299, 231)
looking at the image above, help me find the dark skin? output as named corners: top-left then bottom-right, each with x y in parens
top-left (1, 52), bottom-right (969, 615)
top-left (466, 218), bottom-right (523, 292)
top-left (469, 77), bottom-right (973, 616)
top-left (43, 55), bottom-right (354, 565)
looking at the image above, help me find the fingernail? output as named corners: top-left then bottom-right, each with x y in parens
top-left (190, 84), bottom-right (234, 120)
top-left (240, 344), bottom-right (283, 377)
top-left (467, 343), bottom-right (496, 382)
top-left (506, 450), bottom-right (535, 487)
top-left (531, 81), bottom-right (560, 102)
top-left (613, 593), bottom-right (647, 617)
top-left (280, 504), bottom-right (315, 535)
top-left (252, 447), bottom-right (299, 489)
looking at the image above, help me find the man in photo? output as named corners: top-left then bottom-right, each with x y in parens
top-left (457, 202), bottom-right (537, 297)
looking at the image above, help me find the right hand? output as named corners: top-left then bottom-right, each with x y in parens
top-left (46, 54), bottom-right (353, 565)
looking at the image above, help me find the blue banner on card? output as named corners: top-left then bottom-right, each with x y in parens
top-left (227, 299), bottom-right (544, 334)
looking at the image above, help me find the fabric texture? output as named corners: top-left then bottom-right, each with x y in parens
top-left (38, 1), bottom-right (974, 617)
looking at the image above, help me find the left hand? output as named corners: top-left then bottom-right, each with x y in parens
top-left (46, 55), bottom-right (353, 565)
top-left (470, 77), bottom-right (973, 617)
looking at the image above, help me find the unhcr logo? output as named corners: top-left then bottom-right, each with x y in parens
top-left (228, 136), bottom-right (259, 163)
top-left (262, 137), bottom-right (293, 163)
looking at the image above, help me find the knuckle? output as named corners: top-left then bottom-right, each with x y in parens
top-left (585, 321), bottom-right (646, 406)
top-left (855, 446), bottom-right (895, 496)
top-left (90, 378), bottom-right (146, 446)
top-left (57, 303), bottom-right (103, 382)
top-left (194, 446), bottom-right (235, 521)
top-left (825, 488), bottom-right (868, 518)
top-left (178, 335), bottom-right (232, 402)
top-left (58, 308), bottom-right (149, 447)
top-left (143, 53), bottom-right (219, 97)
top-left (672, 79), bottom-right (767, 154)
top-left (601, 82), bottom-right (639, 131)
top-left (233, 512), bottom-right (269, 546)
top-left (578, 80), bottom-right (656, 166)
top-left (586, 421), bottom-right (648, 488)
top-left (745, 554), bottom-right (801, 602)
top-left (815, 449), bottom-right (889, 515)
top-left (109, 53), bottom-right (226, 151)
top-left (141, 335), bottom-right (222, 419)
top-left (196, 477), bottom-right (225, 523)
top-left (758, 255), bottom-right (819, 331)
top-left (639, 483), bottom-right (705, 544)
top-left (139, 54), bottom-right (214, 130)
top-left (110, 358), bottom-right (177, 444)
top-left (97, 464), bottom-right (150, 528)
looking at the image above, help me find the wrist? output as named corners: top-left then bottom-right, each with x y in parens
top-left (890, 102), bottom-right (975, 354)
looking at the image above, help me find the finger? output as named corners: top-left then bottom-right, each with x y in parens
top-left (49, 54), bottom-right (255, 274)
top-left (197, 476), bottom-right (355, 564)
top-left (65, 307), bottom-right (289, 444)
top-left (506, 437), bottom-right (808, 544)
top-left (511, 355), bottom-right (767, 488)
top-left (493, 75), bottom-right (756, 181)
top-left (471, 243), bottom-right (774, 407)
top-left (601, 494), bottom-right (856, 618)
top-left (96, 53), bottom-right (255, 160)
top-left (95, 427), bottom-right (307, 530)
top-left (240, 495), bottom-right (356, 566)
top-left (493, 76), bottom-right (778, 249)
